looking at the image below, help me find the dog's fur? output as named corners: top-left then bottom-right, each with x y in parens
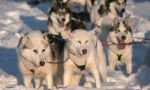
top-left (17, 31), bottom-right (61, 89)
top-left (48, 1), bottom-right (71, 39)
top-left (107, 17), bottom-right (132, 75)
top-left (63, 28), bottom-right (107, 88)
top-left (70, 11), bottom-right (90, 30)
top-left (106, 0), bottom-right (126, 17)
top-left (90, 0), bottom-right (126, 26)
top-left (63, 0), bottom-right (96, 12)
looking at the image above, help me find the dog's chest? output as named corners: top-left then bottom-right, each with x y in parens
top-left (48, 34), bottom-right (65, 60)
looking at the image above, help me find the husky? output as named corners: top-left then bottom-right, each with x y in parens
top-left (63, 27), bottom-right (107, 88)
top-left (63, 0), bottom-right (97, 12)
top-left (90, 0), bottom-right (127, 27)
top-left (48, 1), bottom-right (71, 39)
top-left (107, 17), bottom-right (132, 75)
top-left (17, 31), bottom-right (60, 89)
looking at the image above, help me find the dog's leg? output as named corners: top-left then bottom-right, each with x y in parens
top-left (23, 75), bottom-right (32, 88)
top-left (34, 78), bottom-right (41, 88)
top-left (125, 56), bottom-right (132, 75)
top-left (63, 69), bottom-right (72, 87)
top-left (125, 60), bottom-right (132, 75)
top-left (99, 57), bottom-right (107, 82)
top-left (125, 48), bottom-right (132, 75)
top-left (90, 66), bottom-right (101, 88)
top-left (69, 74), bottom-right (81, 86)
top-left (96, 41), bottom-right (107, 82)
top-left (108, 51), bottom-right (116, 70)
top-left (46, 74), bottom-right (53, 90)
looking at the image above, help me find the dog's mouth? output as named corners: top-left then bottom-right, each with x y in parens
top-left (117, 38), bottom-right (126, 50)
top-left (57, 18), bottom-right (65, 27)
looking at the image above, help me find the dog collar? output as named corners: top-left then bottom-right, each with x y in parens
top-left (73, 60), bottom-right (86, 71)
top-left (69, 52), bottom-right (87, 71)
top-left (76, 65), bottom-right (85, 71)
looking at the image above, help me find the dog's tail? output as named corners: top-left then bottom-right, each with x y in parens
top-left (96, 40), bottom-right (107, 83)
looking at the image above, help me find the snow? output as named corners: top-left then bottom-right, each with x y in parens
top-left (0, 0), bottom-right (150, 90)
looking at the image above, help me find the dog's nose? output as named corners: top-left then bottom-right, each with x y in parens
top-left (62, 18), bottom-right (65, 22)
top-left (121, 36), bottom-right (126, 40)
top-left (40, 61), bottom-right (45, 66)
top-left (122, 9), bottom-right (125, 13)
top-left (82, 49), bottom-right (87, 54)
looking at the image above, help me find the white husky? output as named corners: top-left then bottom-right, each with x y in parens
top-left (17, 31), bottom-right (58, 89)
top-left (63, 28), bottom-right (107, 88)
top-left (107, 17), bottom-right (132, 75)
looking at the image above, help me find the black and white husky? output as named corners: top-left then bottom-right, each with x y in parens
top-left (106, 0), bottom-right (127, 17)
top-left (107, 16), bottom-right (132, 75)
top-left (48, 1), bottom-right (71, 39)
top-left (90, 0), bottom-right (127, 26)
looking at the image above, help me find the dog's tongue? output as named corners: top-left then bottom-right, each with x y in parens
top-left (118, 40), bottom-right (126, 50)
top-left (60, 21), bottom-right (65, 27)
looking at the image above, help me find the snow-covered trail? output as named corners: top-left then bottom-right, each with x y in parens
top-left (0, 0), bottom-right (150, 90)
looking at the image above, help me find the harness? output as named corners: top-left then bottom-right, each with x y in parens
top-left (69, 52), bottom-right (87, 71)
top-left (71, 55), bottom-right (86, 71)
top-left (117, 54), bottom-right (122, 61)
top-left (47, 33), bottom-right (65, 60)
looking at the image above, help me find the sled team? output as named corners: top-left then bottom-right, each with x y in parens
top-left (17, 0), bottom-right (133, 89)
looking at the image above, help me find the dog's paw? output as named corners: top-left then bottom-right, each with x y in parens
top-left (63, 86), bottom-right (69, 88)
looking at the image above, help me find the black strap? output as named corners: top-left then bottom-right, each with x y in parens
top-left (48, 57), bottom-right (69, 64)
top-left (117, 54), bottom-right (122, 61)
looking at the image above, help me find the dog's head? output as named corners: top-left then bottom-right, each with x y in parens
top-left (48, 1), bottom-right (71, 29)
top-left (109, 17), bottom-right (132, 50)
top-left (20, 31), bottom-right (50, 67)
top-left (115, 0), bottom-right (126, 17)
top-left (65, 27), bottom-right (100, 56)
top-left (106, 0), bottom-right (126, 17)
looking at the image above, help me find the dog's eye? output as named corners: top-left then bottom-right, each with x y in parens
top-left (115, 30), bottom-right (120, 33)
top-left (33, 49), bottom-right (38, 54)
top-left (85, 40), bottom-right (88, 43)
top-left (42, 49), bottom-right (45, 53)
top-left (78, 41), bottom-right (81, 44)
top-left (125, 30), bottom-right (128, 34)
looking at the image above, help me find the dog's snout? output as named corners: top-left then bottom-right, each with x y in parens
top-left (62, 18), bottom-right (65, 22)
top-left (40, 61), bottom-right (45, 66)
top-left (82, 49), bottom-right (87, 54)
top-left (121, 36), bottom-right (126, 40)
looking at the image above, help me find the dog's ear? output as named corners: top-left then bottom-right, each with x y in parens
top-left (42, 32), bottom-right (48, 40)
top-left (123, 16), bottom-right (131, 27)
top-left (90, 26), bottom-right (101, 37)
top-left (112, 18), bottom-right (119, 27)
top-left (21, 36), bottom-right (32, 48)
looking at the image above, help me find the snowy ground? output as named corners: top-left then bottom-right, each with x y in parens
top-left (0, 0), bottom-right (150, 90)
